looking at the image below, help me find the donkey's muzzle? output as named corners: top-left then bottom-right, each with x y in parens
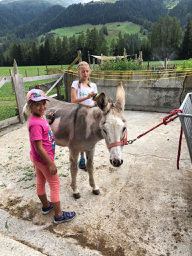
top-left (110, 159), bottom-right (123, 167)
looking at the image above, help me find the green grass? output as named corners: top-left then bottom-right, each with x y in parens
top-left (46, 21), bottom-right (147, 47)
top-left (0, 65), bottom-right (68, 121)
top-left (0, 65), bottom-right (67, 77)
top-left (143, 60), bottom-right (186, 66)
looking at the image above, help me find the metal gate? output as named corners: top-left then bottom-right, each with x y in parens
top-left (178, 93), bottom-right (192, 162)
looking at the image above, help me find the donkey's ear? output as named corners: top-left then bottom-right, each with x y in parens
top-left (115, 81), bottom-right (125, 112)
top-left (97, 92), bottom-right (110, 114)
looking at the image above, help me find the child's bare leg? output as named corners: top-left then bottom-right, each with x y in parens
top-left (52, 201), bottom-right (62, 217)
top-left (38, 193), bottom-right (50, 208)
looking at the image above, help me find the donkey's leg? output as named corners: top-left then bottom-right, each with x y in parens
top-left (86, 149), bottom-right (100, 195)
top-left (69, 150), bottom-right (81, 199)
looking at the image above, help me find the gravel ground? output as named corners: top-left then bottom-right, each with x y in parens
top-left (0, 111), bottom-right (192, 256)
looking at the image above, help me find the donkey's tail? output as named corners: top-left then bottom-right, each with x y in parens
top-left (22, 103), bottom-right (31, 122)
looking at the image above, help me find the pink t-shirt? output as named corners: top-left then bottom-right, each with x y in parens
top-left (28, 115), bottom-right (55, 165)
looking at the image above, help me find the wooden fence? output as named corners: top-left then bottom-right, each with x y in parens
top-left (0, 61), bottom-right (64, 129)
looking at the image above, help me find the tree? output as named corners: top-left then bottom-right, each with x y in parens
top-left (180, 20), bottom-right (192, 59)
top-left (109, 38), bottom-right (117, 55)
top-left (31, 42), bottom-right (38, 66)
top-left (0, 50), bottom-right (5, 66)
top-left (163, 15), bottom-right (172, 49)
top-left (61, 36), bottom-right (69, 64)
top-left (55, 37), bottom-right (62, 64)
top-left (117, 31), bottom-right (126, 55)
top-left (140, 39), bottom-right (152, 61)
top-left (169, 17), bottom-right (182, 58)
top-left (68, 35), bottom-right (77, 63)
top-left (89, 28), bottom-right (99, 55)
top-left (77, 31), bottom-right (85, 53)
top-left (44, 39), bottom-right (50, 65)
top-left (98, 29), bottom-right (108, 56)
top-left (151, 16), bottom-right (182, 60)
top-left (49, 37), bottom-right (56, 65)
top-left (151, 17), bottom-right (164, 59)
top-left (39, 44), bottom-right (44, 65)
top-left (101, 26), bottom-right (108, 36)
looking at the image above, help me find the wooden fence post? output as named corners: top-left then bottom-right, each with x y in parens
top-left (9, 69), bottom-right (15, 94)
top-left (93, 58), bottom-right (95, 70)
top-left (13, 60), bottom-right (26, 123)
top-left (13, 59), bottom-right (18, 75)
top-left (78, 50), bottom-right (82, 63)
top-left (56, 80), bottom-right (63, 100)
top-left (134, 54), bottom-right (137, 64)
top-left (139, 51), bottom-right (143, 66)
top-left (88, 51), bottom-right (91, 65)
top-left (101, 53), bottom-right (103, 65)
top-left (164, 58), bottom-right (167, 69)
top-left (64, 73), bottom-right (68, 102)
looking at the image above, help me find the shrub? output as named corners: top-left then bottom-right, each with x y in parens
top-left (177, 59), bottom-right (192, 70)
top-left (100, 58), bottom-right (143, 71)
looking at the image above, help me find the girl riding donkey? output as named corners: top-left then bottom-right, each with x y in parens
top-left (71, 61), bottom-right (98, 170)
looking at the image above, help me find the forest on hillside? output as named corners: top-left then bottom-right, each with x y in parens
top-left (1, 0), bottom-right (192, 66)
top-left (0, 0), bottom-right (166, 40)
top-left (1, 16), bottom-right (192, 67)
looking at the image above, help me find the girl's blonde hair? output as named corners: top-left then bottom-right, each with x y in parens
top-left (77, 61), bottom-right (91, 89)
top-left (26, 100), bottom-right (34, 113)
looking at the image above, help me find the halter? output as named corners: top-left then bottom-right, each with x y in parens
top-left (107, 128), bottom-right (128, 149)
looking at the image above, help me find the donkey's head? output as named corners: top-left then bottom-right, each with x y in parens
top-left (97, 82), bottom-right (127, 167)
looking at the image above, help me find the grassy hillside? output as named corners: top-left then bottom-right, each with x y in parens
top-left (46, 21), bottom-right (147, 46)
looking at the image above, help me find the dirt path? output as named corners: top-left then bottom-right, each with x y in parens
top-left (0, 111), bottom-right (192, 256)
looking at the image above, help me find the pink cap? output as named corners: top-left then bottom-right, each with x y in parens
top-left (27, 89), bottom-right (50, 102)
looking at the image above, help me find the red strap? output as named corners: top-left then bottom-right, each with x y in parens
top-left (107, 128), bottom-right (128, 149)
top-left (107, 141), bottom-right (123, 149)
top-left (163, 109), bottom-right (183, 125)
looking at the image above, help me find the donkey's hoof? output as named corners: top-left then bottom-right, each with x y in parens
top-left (73, 193), bottom-right (81, 199)
top-left (93, 189), bottom-right (100, 195)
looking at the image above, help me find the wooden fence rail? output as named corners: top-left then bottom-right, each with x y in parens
top-left (0, 61), bottom-right (64, 130)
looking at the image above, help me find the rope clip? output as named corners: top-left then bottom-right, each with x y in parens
top-left (128, 138), bottom-right (137, 144)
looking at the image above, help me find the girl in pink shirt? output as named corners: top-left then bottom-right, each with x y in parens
top-left (27, 89), bottom-right (75, 224)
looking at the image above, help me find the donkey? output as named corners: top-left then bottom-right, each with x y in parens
top-left (23, 82), bottom-right (127, 199)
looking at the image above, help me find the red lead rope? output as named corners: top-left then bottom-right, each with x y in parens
top-left (128, 109), bottom-right (183, 170)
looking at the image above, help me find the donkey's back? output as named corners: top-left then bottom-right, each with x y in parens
top-left (46, 98), bottom-right (103, 151)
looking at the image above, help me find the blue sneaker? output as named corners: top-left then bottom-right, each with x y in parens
top-left (54, 211), bottom-right (76, 224)
top-left (42, 201), bottom-right (53, 215)
top-left (79, 158), bottom-right (86, 170)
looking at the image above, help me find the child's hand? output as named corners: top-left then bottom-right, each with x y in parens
top-left (49, 162), bottom-right (57, 175)
top-left (92, 93), bottom-right (98, 101)
top-left (87, 91), bottom-right (95, 99)
top-left (46, 112), bottom-right (55, 125)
